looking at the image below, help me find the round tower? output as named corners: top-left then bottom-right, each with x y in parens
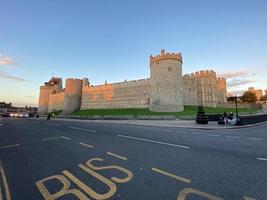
top-left (149, 49), bottom-right (184, 112)
top-left (62, 78), bottom-right (83, 114)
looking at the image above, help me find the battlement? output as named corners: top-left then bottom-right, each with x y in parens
top-left (85, 78), bottom-right (150, 88)
top-left (217, 77), bottom-right (226, 81)
top-left (150, 49), bottom-right (182, 65)
top-left (185, 69), bottom-right (217, 78)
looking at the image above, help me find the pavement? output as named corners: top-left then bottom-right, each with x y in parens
top-left (0, 117), bottom-right (267, 200)
top-left (53, 117), bottom-right (267, 129)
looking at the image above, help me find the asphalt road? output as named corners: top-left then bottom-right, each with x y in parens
top-left (0, 118), bottom-right (266, 200)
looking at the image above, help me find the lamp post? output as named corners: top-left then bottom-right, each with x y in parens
top-left (235, 94), bottom-right (241, 125)
top-left (235, 94), bottom-right (238, 117)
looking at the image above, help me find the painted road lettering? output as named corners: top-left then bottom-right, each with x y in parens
top-left (0, 161), bottom-right (11, 200)
top-left (36, 175), bottom-right (89, 200)
top-left (86, 158), bottom-right (133, 183)
top-left (36, 157), bottom-right (133, 200)
top-left (177, 188), bottom-right (223, 200)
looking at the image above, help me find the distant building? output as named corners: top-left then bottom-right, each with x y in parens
top-left (38, 49), bottom-right (228, 114)
top-left (248, 87), bottom-right (263, 101)
top-left (0, 102), bottom-right (37, 114)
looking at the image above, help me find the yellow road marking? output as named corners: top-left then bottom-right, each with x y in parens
top-left (62, 136), bottom-right (71, 140)
top-left (79, 142), bottom-right (94, 148)
top-left (152, 167), bottom-right (191, 184)
top-left (63, 164), bottom-right (117, 199)
top-left (0, 161), bottom-right (11, 200)
top-left (106, 152), bottom-right (128, 160)
top-left (244, 196), bottom-right (256, 200)
top-left (177, 188), bottom-right (223, 200)
top-left (0, 144), bottom-right (20, 149)
top-left (36, 174), bottom-right (89, 200)
top-left (86, 158), bottom-right (133, 183)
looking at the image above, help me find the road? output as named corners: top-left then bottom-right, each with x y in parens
top-left (0, 118), bottom-right (266, 200)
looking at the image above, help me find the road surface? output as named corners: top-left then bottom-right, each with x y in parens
top-left (0, 118), bottom-right (266, 200)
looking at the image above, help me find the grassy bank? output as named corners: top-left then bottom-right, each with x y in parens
top-left (72, 106), bottom-right (260, 117)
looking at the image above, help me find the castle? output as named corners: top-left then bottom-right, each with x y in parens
top-left (38, 50), bottom-right (227, 114)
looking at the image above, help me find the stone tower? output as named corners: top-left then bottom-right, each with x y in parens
top-left (62, 78), bottom-right (83, 114)
top-left (149, 49), bottom-right (184, 112)
top-left (38, 77), bottom-right (62, 114)
top-left (217, 77), bottom-right (227, 103)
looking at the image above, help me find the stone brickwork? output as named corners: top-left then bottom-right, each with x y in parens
top-left (62, 78), bottom-right (83, 114)
top-left (48, 91), bottom-right (65, 112)
top-left (217, 78), bottom-right (227, 103)
top-left (81, 79), bottom-right (150, 109)
top-left (38, 77), bottom-right (62, 114)
top-left (182, 70), bottom-right (227, 107)
top-left (182, 74), bottom-right (198, 105)
top-left (38, 49), bottom-right (228, 114)
top-left (149, 49), bottom-right (184, 112)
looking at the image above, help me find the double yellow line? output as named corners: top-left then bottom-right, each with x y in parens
top-left (0, 161), bottom-right (11, 200)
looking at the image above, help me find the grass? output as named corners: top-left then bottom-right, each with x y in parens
top-left (50, 110), bottom-right (62, 116)
top-left (72, 106), bottom-right (260, 117)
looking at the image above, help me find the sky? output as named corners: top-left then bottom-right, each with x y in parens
top-left (0, 0), bottom-right (267, 106)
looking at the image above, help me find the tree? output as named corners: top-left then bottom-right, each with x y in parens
top-left (241, 91), bottom-right (257, 103)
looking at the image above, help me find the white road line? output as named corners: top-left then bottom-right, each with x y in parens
top-left (42, 136), bottom-right (63, 141)
top-left (69, 126), bottom-right (97, 133)
top-left (207, 134), bottom-right (220, 137)
top-left (0, 144), bottom-right (20, 149)
top-left (106, 152), bottom-right (128, 160)
top-left (152, 167), bottom-right (191, 184)
top-left (117, 134), bottom-right (190, 149)
top-left (79, 142), bottom-right (94, 148)
top-left (226, 136), bottom-right (240, 139)
top-left (164, 130), bottom-right (173, 132)
top-left (190, 133), bottom-right (201, 135)
top-left (176, 131), bottom-right (187, 134)
top-left (257, 157), bottom-right (267, 161)
top-left (62, 136), bottom-right (71, 140)
top-left (246, 137), bottom-right (263, 141)
top-left (45, 123), bottom-right (61, 127)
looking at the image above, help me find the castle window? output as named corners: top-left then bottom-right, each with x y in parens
top-left (168, 66), bottom-right (172, 72)
top-left (156, 62), bottom-right (159, 65)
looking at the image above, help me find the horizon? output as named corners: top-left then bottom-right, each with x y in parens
top-left (1, 0), bottom-right (267, 106)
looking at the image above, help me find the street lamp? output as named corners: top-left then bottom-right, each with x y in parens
top-left (235, 94), bottom-right (238, 117)
top-left (235, 94), bottom-right (241, 125)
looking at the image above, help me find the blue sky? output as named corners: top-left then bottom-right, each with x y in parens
top-left (0, 0), bottom-right (267, 106)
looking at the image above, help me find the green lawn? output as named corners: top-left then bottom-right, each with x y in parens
top-left (72, 106), bottom-right (260, 117)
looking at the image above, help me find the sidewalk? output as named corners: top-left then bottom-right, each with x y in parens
top-left (46, 118), bottom-right (246, 130)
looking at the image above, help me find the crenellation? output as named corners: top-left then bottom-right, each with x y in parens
top-left (38, 49), bottom-right (228, 114)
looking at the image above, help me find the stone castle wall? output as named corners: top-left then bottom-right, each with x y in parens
top-left (62, 79), bottom-right (83, 114)
top-left (81, 79), bottom-right (150, 109)
top-left (48, 91), bottom-right (65, 112)
top-left (217, 78), bottom-right (227, 103)
top-left (182, 74), bottom-right (198, 105)
top-left (38, 50), bottom-right (228, 114)
top-left (183, 70), bottom-right (226, 107)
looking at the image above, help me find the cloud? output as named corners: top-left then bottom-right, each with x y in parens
top-left (0, 71), bottom-right (26, 82)
top-left (227, 79), bottom-right (255, 87)
top-left (0, 55), bottom-right (16, 66)
top-left (217, 69), bottom-right (257, 79)
top-left (25, 95), bottom-right (35, 98)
